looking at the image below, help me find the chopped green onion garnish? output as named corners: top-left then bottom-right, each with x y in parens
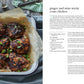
top-left (6, 55), bottom-right (9, 58)
top-left (23, 55), bottom-right (26, 57)
top-left (26, 54), bottom-right (29, 58)
top-left (24, 36), bottom-right (26, 39)
top-left (18, 26), bottom-right (20, 28)
top-left (17, 46), bottom-right (21, 49)
top-left (15, 25), bottom-right (17, 28)
top-left (9, 38), bottom-right (12, 41)
top-left (18, 70), bottom-right (21, 72)
top-left (24, 26), bottom-right (26, 29)
top-left (18, 58), bottom-right (20, 61)
top-left (17, 41), bottom-right (21, 43)
top-left (1, 49), bottom-right (6, 53)
top-left (20, 21), bottom-right (24, 24)
top-left (7, 49), bottom-right (12, 54)
top-left (10, 49), bottom-right (12, 52)
top-left (0, 42), bottom-right (3, 45)
top-left (23, 54), bottom-right (29, 58)
top-left (27, 58), bottom-right (30, 61)
top-left (23, 68), bottom-right (27, 71)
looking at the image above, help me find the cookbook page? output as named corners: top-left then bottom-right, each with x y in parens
top-left (44, 0), bottom-right (84, 84)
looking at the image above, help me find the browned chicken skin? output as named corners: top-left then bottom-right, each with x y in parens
top-left (10, 35), bottom-right (30, 54)
top-left (7, 23), bottom-right (25, 39)
top-left (8, 53), bottom-right (30, 71)
top-left (0, 23), bottom-right (6, 38)
top-left (0, 22), bottom-right (30, 72)
top-left (0, 53), bottom-right (7, 69)
top-left (0, 38), bottom-right (10, 52)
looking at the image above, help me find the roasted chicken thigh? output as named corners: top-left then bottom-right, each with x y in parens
top-left (7, 23), bottom-right (25, 39)
top-left (10, 35), bottom-right (30, 54)
top-left (0, 22), bottom-right (30, 72)
top-left (8, 53), bottom-right (30, 71)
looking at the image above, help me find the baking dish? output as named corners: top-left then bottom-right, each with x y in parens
top-left (0, 13), bottom-right (42, 75)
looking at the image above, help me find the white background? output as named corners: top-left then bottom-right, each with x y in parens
top-left (43, 0), bottom-right (84, 84)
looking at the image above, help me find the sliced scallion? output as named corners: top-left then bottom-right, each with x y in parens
top-left (6, 55), bottom-right (9, 58)
top-left (15, 25), bottom-right (17, 28)
top-left (23, 68), bottom-right (27, 71)
top-left (1, 49), bottom-right (6, 53)
top-left (0, 42), bottom-right (3, 45)
top-left (17, 41), bottom-right (21, 43)
top-left (17, 46), bottom-right (21, 49)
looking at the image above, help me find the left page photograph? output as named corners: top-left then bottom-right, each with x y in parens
top-left (0, 0), bottom-right (43, 84)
